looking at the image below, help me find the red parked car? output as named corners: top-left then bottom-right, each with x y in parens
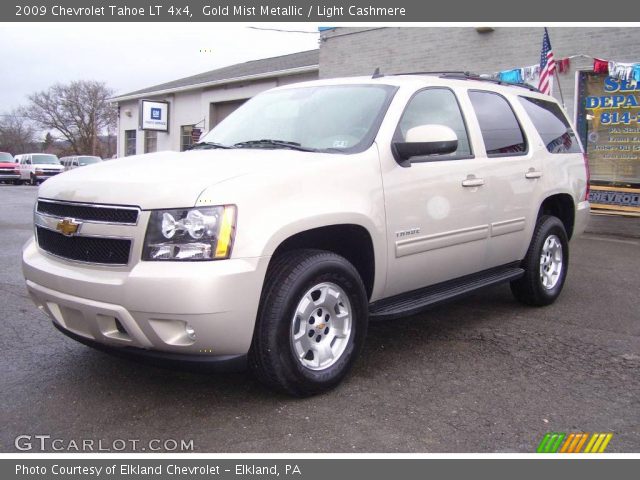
top-left (0, 152), bottom-right (20, 184)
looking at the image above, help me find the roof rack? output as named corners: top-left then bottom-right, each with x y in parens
top-left (376, 70), bottom-right (541, 93)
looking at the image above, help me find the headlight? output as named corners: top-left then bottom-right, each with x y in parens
top-left (143, 205), bottom-right (236, 261)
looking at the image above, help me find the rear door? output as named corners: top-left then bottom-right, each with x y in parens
top-left (467, 90), bottom-right (542, 267)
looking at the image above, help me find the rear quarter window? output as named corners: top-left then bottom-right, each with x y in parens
top-left (519, 96), bottom-right (582, 154)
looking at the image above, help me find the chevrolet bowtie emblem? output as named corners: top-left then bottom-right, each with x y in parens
top-left (56, 218), bottom-right (81, 236)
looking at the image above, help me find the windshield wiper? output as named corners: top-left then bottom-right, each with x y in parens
top-left (233, 139), bottom-right (316, 152)
top-left (189, 141), bottom-right (234, 150)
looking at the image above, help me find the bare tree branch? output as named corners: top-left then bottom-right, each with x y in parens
top-left (22, 81), bottom-right (117, 156)
top-left (0, 110), bottom-right (37, 154)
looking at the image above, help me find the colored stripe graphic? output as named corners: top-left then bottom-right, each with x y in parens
top-left (584, 433), bottom-right (598, 453)
top-left (536, 433), bottom-right (566, 453)
top-left (559, 433), bottom-right (576, 453)
top-left (537, 432), bottom-right (613, 453)
top-left (573, 433), bottom-right (589, 453)
top-left (584, 433), bottom-right (614, 453)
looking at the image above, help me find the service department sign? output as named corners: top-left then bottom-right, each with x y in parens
top-left (139, 100), bottom-right (169, 131)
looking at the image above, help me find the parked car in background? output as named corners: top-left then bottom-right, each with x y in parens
top-left (0, 152), bottom-right (20, 184)
top-left (0, 152), bottom-right (14, 162)
top-left (15, 153), bottom-right (64, 185)
top-left (60, 155), bottom-right (102, 171)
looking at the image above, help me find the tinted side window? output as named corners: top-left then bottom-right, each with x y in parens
top-left (519, 96), bottom-right (582, 153)
top-left (468, 91), bottom-right (526, 156)
top-left (397, 88), bottom-right (472, 159)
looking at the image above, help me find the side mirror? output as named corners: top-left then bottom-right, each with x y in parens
top-left (394, 124), bottom-right (458, 162)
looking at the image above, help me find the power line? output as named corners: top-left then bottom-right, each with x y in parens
top-left (247, 26), bottom-right (319, 34)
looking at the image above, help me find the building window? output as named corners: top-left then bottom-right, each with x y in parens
top-left (125, 130), bottom-right (136, 156)
top-left (144, 130), bottom-right (157, 153)
top-left (577, 72), bottom-right (640, 188)
top-left (181, 125), bottom-right (194, 151)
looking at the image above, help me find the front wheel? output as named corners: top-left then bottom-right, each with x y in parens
top-left (511, 215), bottom-right (569, 306)
top-left (250, 249), bottom-right (368, 396)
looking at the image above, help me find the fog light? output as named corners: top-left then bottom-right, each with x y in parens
top-left (185, 324), bottom-right (196, 340)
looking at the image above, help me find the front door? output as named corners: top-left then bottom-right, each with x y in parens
top-left (381, 87), bottom-right (492, 298)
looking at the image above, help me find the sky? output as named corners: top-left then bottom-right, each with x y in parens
top-left (0, 23), bottom-right (320, 112)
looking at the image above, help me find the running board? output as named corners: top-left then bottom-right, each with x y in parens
top-left (369, 265), bottom-right (524, 320)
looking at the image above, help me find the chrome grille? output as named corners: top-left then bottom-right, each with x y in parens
top-left (37, 200), bottom-right (139, 225)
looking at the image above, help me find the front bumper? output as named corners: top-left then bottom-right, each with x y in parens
top-left (23, 237), bottom-right (270, 360)
top-left (0, 173), bottom-right (20, 181)
top-left (34, 172), bottom-right (62, 181)
top-left (52, 321), bottom-right (247, 371)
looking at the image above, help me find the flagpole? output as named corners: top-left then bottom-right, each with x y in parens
top-left (554, 68), bottom-right (566, 109)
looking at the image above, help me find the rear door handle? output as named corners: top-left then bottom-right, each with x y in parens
top-left (525, 169), bottom-right (542, 179)
top-left (462, 176), bottom-right (485, 187)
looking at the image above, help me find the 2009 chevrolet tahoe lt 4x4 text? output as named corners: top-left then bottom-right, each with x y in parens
top-left (22, 73), bottom-right (590, 396)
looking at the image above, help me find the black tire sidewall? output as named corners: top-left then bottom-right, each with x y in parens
top-left (528, 216), bottom-right (569, 303)
top-left (256, 253), bottom-right (368, 395)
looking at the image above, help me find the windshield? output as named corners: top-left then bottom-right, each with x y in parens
top-left (78, 156), bottom-right (101, 165)
top-left (200, 84), bottom-right (397, 153)
top-left (32, 154), bottom-right (60, 165)
top-left (0, 152), bottom-right (13, 162)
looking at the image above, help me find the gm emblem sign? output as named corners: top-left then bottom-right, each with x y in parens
top-left (56, 218), bottom-right (81, 236)
top-left (140, 99), bottom-right (169, 132)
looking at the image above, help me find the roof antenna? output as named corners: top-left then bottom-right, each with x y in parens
top-left (372, 67), bottom-right (383, 79)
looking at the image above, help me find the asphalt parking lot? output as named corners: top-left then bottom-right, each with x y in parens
top-left (1, 185), bottom-right (639, 453)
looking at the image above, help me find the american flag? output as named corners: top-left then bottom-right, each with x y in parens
top-left (538, 28), bottom-right (556, 95)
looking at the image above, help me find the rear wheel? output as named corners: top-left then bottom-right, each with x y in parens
top-left (250, 249), bottom-right (368, 396)
top-left (510, 215), bottom-right (569, 306)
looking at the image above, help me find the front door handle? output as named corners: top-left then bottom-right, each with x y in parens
top-left (525, 168), bottom-right (542, 179)
top-left (462, 175), bottom-right (485, 187)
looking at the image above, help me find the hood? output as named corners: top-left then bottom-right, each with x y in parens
top-left (37, 149), bottom-right (341, 209)
top-left (0, 162), bottom-right (18, 168)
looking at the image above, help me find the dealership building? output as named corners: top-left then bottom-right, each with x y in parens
top-left (112, 27), bottom-right (640, 213)
top-left (111, 49), bottom-right (318, 156)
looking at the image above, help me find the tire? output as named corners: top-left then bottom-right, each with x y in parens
top-left (250, 249), bottom-right (369, 397)
top-left (510, 215), bottom-right (569, 306)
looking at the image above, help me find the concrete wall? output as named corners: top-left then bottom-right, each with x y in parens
top-left (116, 71), bottom-right (318, 157)
top-left (319, 27), bottom-right (640, 121)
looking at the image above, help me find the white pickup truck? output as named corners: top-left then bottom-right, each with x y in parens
top-left (22, 73), bottom-right (589, 396)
